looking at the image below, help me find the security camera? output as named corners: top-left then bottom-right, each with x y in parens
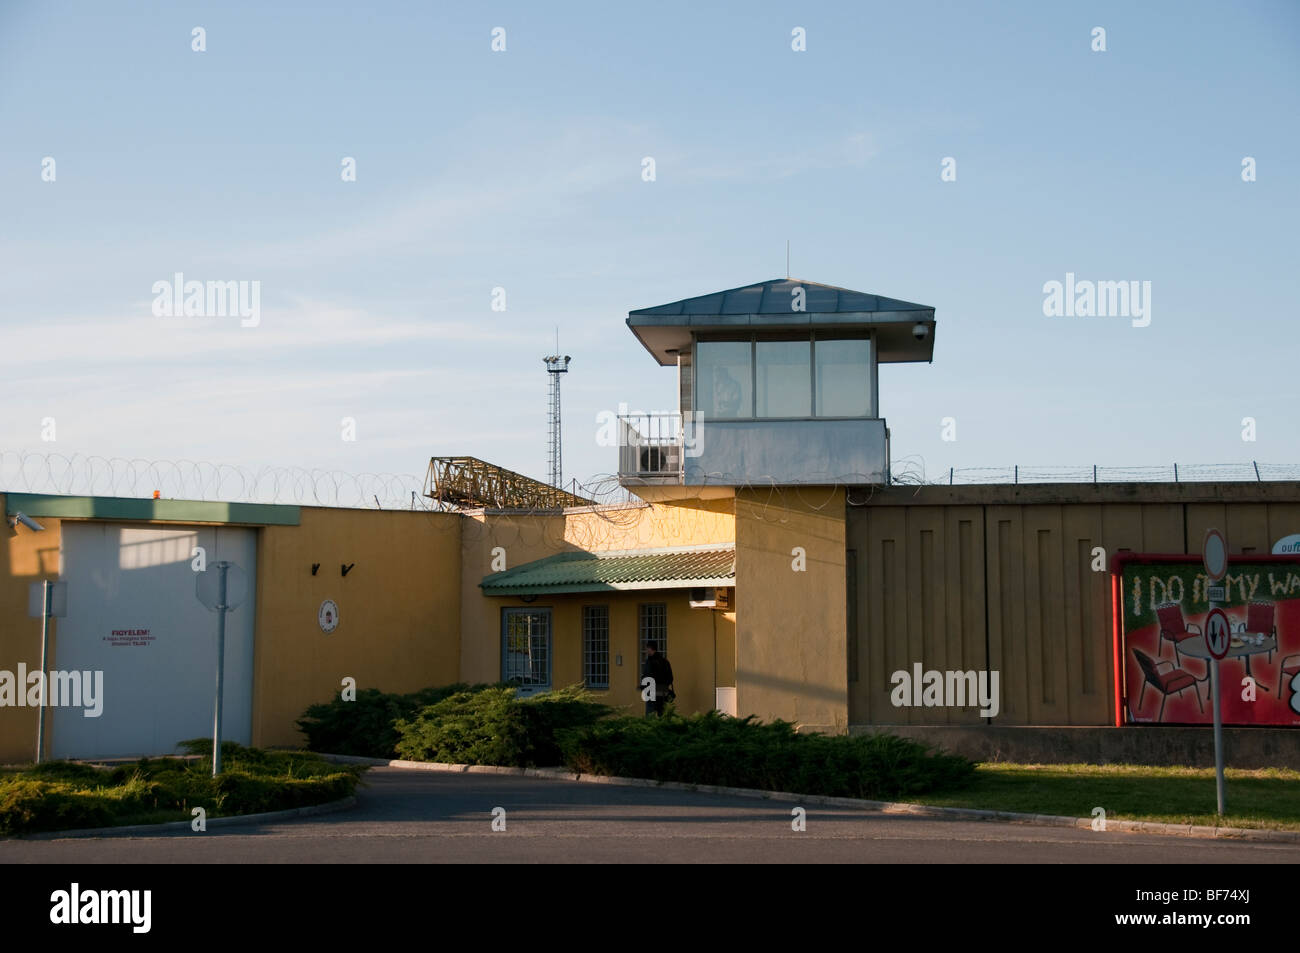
top-left (912, 323), bottom-right (929, 341)
top-left (7, 512), bottom-right (45, 532)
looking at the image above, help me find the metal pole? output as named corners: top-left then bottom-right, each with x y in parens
top-left (1093, 464), bottom-right (1097, 483)
top-left (1174, 463), bottom-right (1179, 482)
top-left (36, 580), bottom-right (50, 763)
top-left (1253, 461), bottom-right (1260, 482)
top-left (1211, 657), bottom-right (1225, 814)
top-left (212, 562), bottom-right (228, 777)
top-left (1207, 578), bottom-right (1226, 815)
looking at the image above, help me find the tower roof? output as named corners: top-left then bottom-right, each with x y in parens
top-left (627, 277), bottom-right (936, 364)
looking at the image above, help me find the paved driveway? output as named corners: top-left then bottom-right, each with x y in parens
top-left (4, 767), bottom-right (1298, 863)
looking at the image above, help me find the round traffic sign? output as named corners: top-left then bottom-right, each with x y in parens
top-left (319, 600), bottom-right (340, 634)
top-left (1204, 607), bottom-right (1231, 660)
top-left (1202, 529), bottom-right (1228, 582)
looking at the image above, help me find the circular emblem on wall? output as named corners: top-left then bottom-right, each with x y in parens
top-left (318, 599), bottom-right (340, 634)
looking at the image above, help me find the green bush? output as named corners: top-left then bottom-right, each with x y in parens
top-left (394, 685), bottom-right (612, 767)
top-left (296, 683), bottom-right (497, 758)
top-left (558, 711), bottom-right (976, 800)
top-left (0, 742), bottom-right (365, 836)
top-left (0, 779), bottom-right (115, 835)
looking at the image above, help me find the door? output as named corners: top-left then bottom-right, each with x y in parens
top-left (501, 608), bottom-right (551, 695)
top-left (51, 522), bottom-right (257, 759)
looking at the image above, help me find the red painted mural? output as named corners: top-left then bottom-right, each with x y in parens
top-left (1114, 554), bottom-right (1300, 726)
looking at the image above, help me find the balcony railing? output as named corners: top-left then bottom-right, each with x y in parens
top-left (618, 413), bottom-right (684, 482)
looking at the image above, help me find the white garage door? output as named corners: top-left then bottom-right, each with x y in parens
top-left (52, 522), bottom-right (257, 760)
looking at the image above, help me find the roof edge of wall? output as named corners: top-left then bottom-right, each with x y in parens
top-left (2, 492), bottom-right (301, 526)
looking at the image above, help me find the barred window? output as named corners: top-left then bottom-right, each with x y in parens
top-left (582, 605), bottom-right (610, 690)
top-left (501, 608), bottom-right (551, 693)
top-left (639, 602), bottom-right (667, 655)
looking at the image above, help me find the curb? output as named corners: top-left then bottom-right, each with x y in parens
top-left (13, 795), bottom-right (359, 840)
top-left (324, 755), bottom-right (1300, 845)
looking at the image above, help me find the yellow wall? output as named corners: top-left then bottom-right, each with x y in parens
top-left (0, 497), bottom-right (64, 762)
top-left (479, 592), bottom-right (733, 715)
top-left (459, 499), bottom-right (736, 713)
top-left (734, 487), bottom-right (848, 733)
top-left (251, 507), bottom-right (463, 747)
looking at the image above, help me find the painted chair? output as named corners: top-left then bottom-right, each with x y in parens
top-left (1234, 601), bottom-right (1277, 664)
top-left (1132, 648), bottom-right (1204, 722)
top-left (1278, 653), bottom-right (1300, 702)
top-left (1155, 603), bottom-right (1202, 667)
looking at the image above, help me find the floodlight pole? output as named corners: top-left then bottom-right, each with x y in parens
top-left (212, 561), bottom-right (230, 777)
top-left (35, 580), bottom-right (51, 764)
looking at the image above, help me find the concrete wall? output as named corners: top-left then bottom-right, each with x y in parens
top-left (847, 483), bottom-right (1300, 727)
top-left (252, 507), bottom-right (463, 748)
top-left (734, 486), bottom-right (848, 732)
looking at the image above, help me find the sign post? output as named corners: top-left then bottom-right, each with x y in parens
top-left (1202, 529), bottom-right (1229, 816)
top-left (27, 581), bottom-right (68, 763)
top-left (196, 561), bottom-right (246, 777)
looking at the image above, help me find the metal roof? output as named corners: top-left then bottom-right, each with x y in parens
top-left (480, 544), bottom-right (735, 595)
top-left (627, 277), bottom-right (936, 365)
top-left (629, 278), bottom-right (933, 318)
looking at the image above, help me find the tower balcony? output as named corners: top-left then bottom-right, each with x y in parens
top-left (618, 413), bottom-right (891, 487)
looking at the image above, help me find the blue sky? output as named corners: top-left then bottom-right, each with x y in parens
top-left (2, 0), bottom-right (1297, 494)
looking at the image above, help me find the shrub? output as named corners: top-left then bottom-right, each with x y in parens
top-left (0, 743), bottom-right (364, 836)
top-left (394, 685), bottom-right (612, 767)
top-left (558, 712), bottom-right (975, 800)
top-left (296, 684), bottom-right (497, 758)
top-left (0, 779), bottom-right (115, 835)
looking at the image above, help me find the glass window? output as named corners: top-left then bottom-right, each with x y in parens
top-left (756, 339), bottom-right (811, 417)
top-left (502, 608), bottom-right (551, 693)
top-left (582, 605), bottom-right (610, 690)
top-left (815, 337), bottom-right (872, 417)
top-left (639, 603), bottom-right (667, 655)
top-left (696, 340), bottom-right (752, 418)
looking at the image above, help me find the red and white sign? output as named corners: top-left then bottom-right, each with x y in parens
top-left (1204, 608), bottom-right (1231, 660)
top-left (1202, 529), bottom-right (1228, 582)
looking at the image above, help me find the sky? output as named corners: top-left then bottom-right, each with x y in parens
top-left (1, 0), bottom-right (1297, 499)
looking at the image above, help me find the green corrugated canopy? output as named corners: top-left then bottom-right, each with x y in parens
top-left (480, 544), bottom-right (735, 595)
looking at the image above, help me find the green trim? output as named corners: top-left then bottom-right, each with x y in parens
top-left (482, 577), bottom-right (737, 596)
top-left (3, 492), bottom-right (300, 526)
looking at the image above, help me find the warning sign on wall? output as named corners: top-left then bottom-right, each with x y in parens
top-left (104, 628), bottom-right (155, 647)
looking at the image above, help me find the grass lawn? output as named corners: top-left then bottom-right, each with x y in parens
top-left (903, 762), bottom-right (1300, 831)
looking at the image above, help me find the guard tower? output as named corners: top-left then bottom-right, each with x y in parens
top-left (617, 278), bottom-right (935, 488)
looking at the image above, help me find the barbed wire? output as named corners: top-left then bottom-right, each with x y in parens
top-left (4, 449), bottom-right (1295, 533)
top-left (0, 450), bottom-right (434, 510)
top-left (891, 458), bottom-right (1299, 486)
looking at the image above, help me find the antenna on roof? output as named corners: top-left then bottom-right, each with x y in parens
top-left (786, 240), bottom-right (790, 279)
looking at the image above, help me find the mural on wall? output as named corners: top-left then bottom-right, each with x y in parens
top-left (1116, 555), bottom-right (1300, 726)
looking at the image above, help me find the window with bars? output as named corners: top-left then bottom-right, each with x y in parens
top-left (501, 608), bottom-right (551, 693)
top-left (582, 605), bottom-right (610, 690)
top-left (639, 602), bottom-right (667, 655)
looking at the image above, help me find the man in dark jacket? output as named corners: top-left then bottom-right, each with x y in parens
top-left (642, 643), bottom-right (674, 717)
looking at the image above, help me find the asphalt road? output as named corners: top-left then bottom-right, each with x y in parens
top-left (4, 767), bottom-right (1298, 863)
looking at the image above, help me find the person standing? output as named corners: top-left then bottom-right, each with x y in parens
top-left (642, 642), bottom-right (675, 717)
